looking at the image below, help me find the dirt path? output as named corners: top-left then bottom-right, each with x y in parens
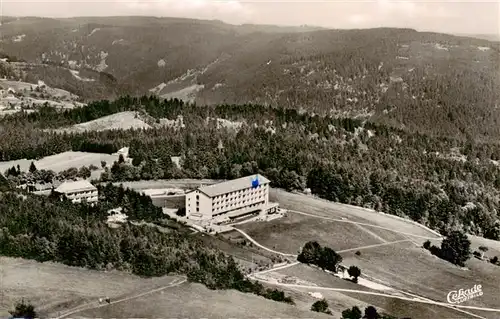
top-left (336, 239), bottom-right (412, 253)
top-left (52, 276), bottom-right (187, 319)
top-left (354, 223), bottom-right (387, 243)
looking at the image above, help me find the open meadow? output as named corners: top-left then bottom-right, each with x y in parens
top-left (110, 179), bottom-right (223, 191)
top-left (235, 188), bottom-right (500, 318)
top-left (0, 257), bottom-right (181, 318)
top-left (50, 111), bottom-right (152, 133)
top-left (78, 281), bottom-right (333, 319)
top-left (235, 212), bottom-right (405, 255)
top-left (268, 263), bottom-right (482, 319)
top-left (270, 189), bottom-right (442, 239)
top-left (194, 232), bottom-right (286, 272)
top-left (0, 151), bottom-right (120, 174)
top-left (340, 241), bottom-right (500, 310)
top-left (0, 256), bottom-right (333, 319)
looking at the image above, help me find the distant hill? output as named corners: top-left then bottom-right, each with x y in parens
top-left (1, 16), bottom-right (499, 139)
top-left (455, 33), bottom-right (500, 42)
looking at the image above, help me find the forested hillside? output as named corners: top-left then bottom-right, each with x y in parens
top-left (1, 17), bottom-right (499, 139)
top-left (2, 96), bottom-right (500, 240)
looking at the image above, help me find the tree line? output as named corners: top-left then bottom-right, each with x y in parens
top-left (1, 96), bottom-right (500, 240)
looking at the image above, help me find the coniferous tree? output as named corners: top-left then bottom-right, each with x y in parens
top-left (440, 231), bottom-right (471, 267)
top-left (29, 162), bottom-right (37, 173)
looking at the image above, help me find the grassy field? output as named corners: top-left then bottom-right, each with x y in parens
top-left (0, 257), bottom-right (180, 318)
top-left (78, 281), bottom-right (333, 319)
top-left (272, 264), bottom-right (480, 319)
top-left (270, 189), bottom-right (441, 239)
top-left (340, 241), bottom-right (500, 310)
top-left (0, 151), bottom-right (120, 174)
top-left (194, 232), bottom-right (284, 272)
top-left (236, 212), bottom-right (394, 255)
top-left (110, 179), bottom-right (222, 191)
top-left (50, 111), bottom-right (151, 133)
top-left (149, 194), bottom-right (185, 208)
top-left (1, 256), bottom-right (336, 319)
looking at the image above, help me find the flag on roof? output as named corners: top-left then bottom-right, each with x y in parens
top-left (251, 175), bottom-right (260, 188)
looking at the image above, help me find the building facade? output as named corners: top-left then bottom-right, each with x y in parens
top-left (55, 180), bottom-right (98, 204)
top-left (185, 174), bottom-right (279, 226)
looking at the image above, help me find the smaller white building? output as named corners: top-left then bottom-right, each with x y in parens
top-left (55, 180), bottom-right (98, 204)
top-left (114, 147), bottom-right (129, 158)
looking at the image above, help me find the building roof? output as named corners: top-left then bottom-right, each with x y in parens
top-left (55, 180), bottom-right (97, 193)
top-left (197, 174), bottom-right (270, 198)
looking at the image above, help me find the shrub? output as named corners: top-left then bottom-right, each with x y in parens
top-left (348, 265), bottom-right (361, 283)
top-left (311, 299), bottom-right (331, 314)
top-left (9, 300), bottom-right (36, 319)
top-left (423, 240), bottom-right (431, 250)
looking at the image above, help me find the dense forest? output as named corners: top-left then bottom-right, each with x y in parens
top-left (3, 18), bottom-right (499, 139)
top-left (0, 182), bottom-right (294, 303)
top-left (1, 95), bottom-right (500, 240)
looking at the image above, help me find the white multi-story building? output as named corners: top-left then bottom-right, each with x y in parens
top-left (55, 180), bottom-right (98, 204)
top-left (185, 174), bottom-right (279, 226)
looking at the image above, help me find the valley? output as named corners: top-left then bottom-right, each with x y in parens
top-left (1, 17), bottom-right (499, 138)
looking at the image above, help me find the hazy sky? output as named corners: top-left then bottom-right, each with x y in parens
top-left (2, 0), bottom-right (499, 36)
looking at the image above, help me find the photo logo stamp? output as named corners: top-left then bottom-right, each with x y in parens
top-left (447, 284), bottom-right (483, 304)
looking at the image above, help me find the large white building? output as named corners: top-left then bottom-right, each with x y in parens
top-left (185, 174), bottom-right (279, 226)
top-left (55, 180), bottom-right (98, 204)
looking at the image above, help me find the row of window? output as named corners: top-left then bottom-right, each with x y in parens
top-left (212, 201), bottom-right (264, 217)
top-left (213, 189), bottom-right (266, 205)
top-left (213, 185), bottom-right (267, 201)
top-left (66, 191), bottom-right (98, 197)
top-left (189, 185), bottom-right (267, 202)
top-left (67, 193), bottom-right (98, 199)
top-left (71, 197), bottom-right (98, 203)
top-left (67, 190), bottom-right (97, 194)
top-left (213, 195), bottom-right (264, 211)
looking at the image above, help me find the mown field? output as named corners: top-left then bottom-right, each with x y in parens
top-left (0, 257), bottom-right (181, 318)
top-left (270, 189), bottom-right (441, 239)
top-left (340, 242), bottom-right (500, 310)
top-left (235, 212), bottom-right (397, 255)
top-left (76, 282), bottom-right (333, 319)
top-left (0, 151), bottom-right (119, 174)
top-left (50, 111), bottom-right (152, 133)
top-left (273, 263), bottom-right (482, 319)
top-left (1, 256), bottom-right (336, 319)
top-left (193, 232), bottom-right (285, 272)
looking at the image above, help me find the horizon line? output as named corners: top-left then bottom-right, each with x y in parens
top-left (1, 15), bottom-right (498, 38)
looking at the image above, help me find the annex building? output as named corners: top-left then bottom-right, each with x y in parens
top-left (55, 180), bottom-right (98, 204)
top-left (185, 174), bottom-right (279, 226)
